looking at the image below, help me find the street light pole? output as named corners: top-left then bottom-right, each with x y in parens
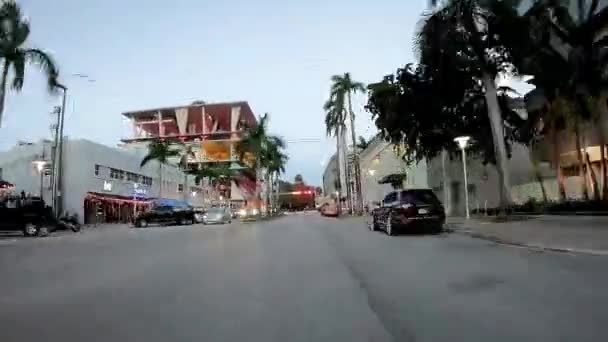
top-left (53, 83), bottom-right (67, 217)
top-left (454, 136), bottom-right (471, 219)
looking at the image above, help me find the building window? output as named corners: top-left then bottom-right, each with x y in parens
top-left (127, 172), bottom-right (140, 182)
top-left (178, 184), bottom-right (184, 192)
top-left (142, 176), bottom-right (152, 186)
top-left (118, 170), bottom-right (125, 180)
top-left (110, 168), bottom-right (119, 179)
top-left (94, 164), bottom-right (100, 176)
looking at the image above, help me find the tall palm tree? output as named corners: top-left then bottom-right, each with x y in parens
top-left (264, 137), bottom-right (288, 213)
top-left (324, 92), bottom-right (348, 212)
top-left (237, 113), bottom-right (286, 208)
top-left (237, 113), bottom-right (270, 170)
top-left (259, 135), bottom-right (287, 212)
top-left (330, 73), bottom-right (366, 214)
top-left (417, 0), bottom-right (529, 213)
top-left (140, 140), bottom-right (181, 198)
top-left (0, 1), bottom-right (60, 127)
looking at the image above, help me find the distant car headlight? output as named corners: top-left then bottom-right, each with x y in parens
top-left (238, 209), bottom-right (247, 216)
top-left (252, 208), bottom-right (259, 215)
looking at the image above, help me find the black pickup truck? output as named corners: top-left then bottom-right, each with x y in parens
top-left (0, 197), bottom-right (56, 236)
top-left (133, 205), bottom-right (196, 228)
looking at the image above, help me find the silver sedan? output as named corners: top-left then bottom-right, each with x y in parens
top-left (201, 207), bottom-right (232, 225)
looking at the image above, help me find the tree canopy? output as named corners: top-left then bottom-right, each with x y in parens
top-left (366, 63), bottom-right (526, 165)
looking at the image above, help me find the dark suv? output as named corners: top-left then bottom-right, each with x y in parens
top-left (0, 197), bottom-right (55, 236)
top-left (134, 205), bottom-right (196, 228)
top-left (368, 189), bottom-right (445, 236)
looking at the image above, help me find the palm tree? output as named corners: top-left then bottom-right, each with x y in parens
top-left (264, 137), bottom-right (288, 213)
top-left (0, 1), bottom-right (60, 127)
top-left (189, 163), bottom-right (238, 193)
top-left (237, 113), bottom-right (270, 170)
top-left (330, 73), bottom-right (366, 214)
top-left (140, 140), bottom-right (181, 198)
top-left (259, 135), bottom-right (287, 213)
top-left (417, 0), bottom-right (530, 213)
top-left (324, 92), bottom-right (347, 212)
top-left (237, 113), bottom-right (286, 210)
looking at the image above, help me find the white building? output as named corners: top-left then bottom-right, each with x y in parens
top-left (359, 137), bottom-right (428, 207)
top-left (323, 135), bottom-right (429, 208)
top-left (0, 138), bottom-right (210, 224)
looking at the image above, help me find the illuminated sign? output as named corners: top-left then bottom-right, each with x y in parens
top-left (103, 181), bottom-right (112, 191)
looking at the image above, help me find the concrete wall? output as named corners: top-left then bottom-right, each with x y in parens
top-left (426, 143), bottom-right (590, 215)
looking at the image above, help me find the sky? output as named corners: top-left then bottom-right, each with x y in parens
top-left (2, 0), bottom-right (428, 185)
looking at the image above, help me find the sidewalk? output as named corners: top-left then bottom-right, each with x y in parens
top-left (448, 215), bottom-right (608, 255)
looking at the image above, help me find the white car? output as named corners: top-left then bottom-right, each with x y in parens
top-left (237, 207), bottom-right (260, 220)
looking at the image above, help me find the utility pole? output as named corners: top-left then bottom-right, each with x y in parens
top-left (50, 105), bottom-right (61, 215)
top-left (52, 84), bottom-right (67, 217)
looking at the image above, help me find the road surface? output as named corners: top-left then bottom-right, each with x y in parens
top-left (1, 214), bottom-right (607, 341)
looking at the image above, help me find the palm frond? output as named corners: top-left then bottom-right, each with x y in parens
top-left (11, 54), bottom-right (24, 90)
top-left (140, 154), bottom-right (155, 168)
top-left (24, 48), bottom-right (60, 93)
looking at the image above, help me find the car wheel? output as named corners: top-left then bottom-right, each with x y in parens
top-left (37, 225), bottom-right (51, 237)
top-left (136, 219), bottom-right (148, 228)
top-left (23, 223), bottom-right (39, 237)
top-left (178, 217), bottom-right (187, 225)
top-left (386, 213), bottom-right (395, 236)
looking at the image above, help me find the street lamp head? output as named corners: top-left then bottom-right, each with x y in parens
top-left (454, 136), bottom-right (471, 150)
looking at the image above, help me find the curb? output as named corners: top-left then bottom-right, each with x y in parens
top-left (454, 229), bottom-right (608, 256)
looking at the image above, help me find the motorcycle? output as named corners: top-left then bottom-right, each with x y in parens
top-left (57, 212), bottom-right (81, 232)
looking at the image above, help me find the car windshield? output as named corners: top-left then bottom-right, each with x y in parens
top-left (401, 190), bottom-right (441, 206)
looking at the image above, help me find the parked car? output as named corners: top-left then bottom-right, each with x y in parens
top-left (201, 207), bottom-right (232, 225)
top-left (134, 205), bottom-right (196, 228)
top-left (368, 189), bottom-right (445, 235)
top-left (0, 196), bottom-right (56, 237)
top-left (320, 202), bottom-right (339, 217)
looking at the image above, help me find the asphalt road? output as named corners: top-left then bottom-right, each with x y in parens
top-left (1, 214), bottom-right (607, 341)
